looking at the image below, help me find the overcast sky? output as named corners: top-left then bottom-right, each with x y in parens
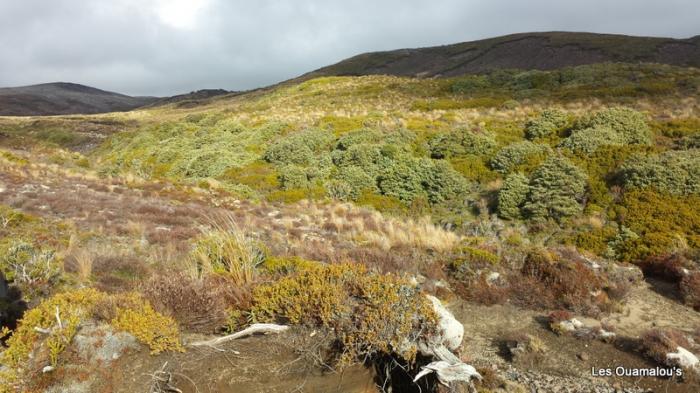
top-left (1, 0), bottom-right (698, 96)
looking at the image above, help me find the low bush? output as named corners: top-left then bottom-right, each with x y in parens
top-left (640, 328), bottom-right (691, 366)
top-left (251, 262), bottom-right (437, 367)
top-left (0, 289), bottom-right (182, 389)
top-left (559, 126), bottom-right (625, 153)
top-left (575, 107), bottom-right (651, 145)
top-left (680, 272), bottom-right (700, 311)
top-left (141, 273), bottom-right (229, 333)
top-left (525, 109), bottom-right (568, 140)
top-left (490, 141), bottom-right (550, 175)
top-left (263, 128), bottom-right (334, 166)
top-left (429, 128), bottom-right (497, 159)
top-left (618, 150), bottom-right (700, 195)
top-left (614, 191), bottom-right (700, 261)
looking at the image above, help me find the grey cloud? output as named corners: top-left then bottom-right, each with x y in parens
top-left (0, 0), bottom-right (698, 96)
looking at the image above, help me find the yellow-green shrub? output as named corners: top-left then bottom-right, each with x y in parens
top-left (251, 262), bottom-right (437, 366)
top-left (109, 293), bottom-right (184, 354)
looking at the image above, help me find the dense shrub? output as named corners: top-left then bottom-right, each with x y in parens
top-left (615, 191), bottom-right (700, 261)
top-left (0, 289), bottom-right (182, 388)
top-left (335, 128), bottom-right (383, 150)
top-left (429, 128), bottom-right (497, 159)
top-left (378, 156), bottom-right (469, 204)
top-left (575, 107), bottom-right (651, 145)
top-left (490, 141), bottom-right (550, 174)
top-left (497, 173), bottom-right (530, 220)
top-left (559, 126), bottom-right (625, 153)
top-left (263, 128), bottom-right (334, 166)
top-left (334, 165), bottom-right (378, 200)
top-left (251, 262), bottom-right (437, 367)
top-left (523, 156), bottom-right (587, 221)
top-left (618, 150), bottom-right (700, 195)
top-left (525, 109), bottom-right (568, 140)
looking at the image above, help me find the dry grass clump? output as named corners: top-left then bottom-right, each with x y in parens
top-left (295, 201), bottom-right (461, 253)
top-left (189, 216), bottom-right (264, 285)
top-left (141, 272), bottom-right (229, 334)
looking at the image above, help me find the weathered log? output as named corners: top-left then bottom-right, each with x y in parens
top-left (189, 323), bottom-right (289, 348)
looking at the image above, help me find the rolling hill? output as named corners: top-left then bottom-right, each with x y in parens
top-left (0, 82), bottom-right (158, 116)
top-left (305, 31), bottom-right (700, 79)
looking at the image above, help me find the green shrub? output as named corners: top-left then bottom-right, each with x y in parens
top-left (429, 128), bottom-right (497, 159)
top-left (525, 109), bottom-right (568, 140)
top-left (523, 156), bottom-right (587, 221)
top-left (335, 128), bottom-right (384, 150)
top-left (575, 107), bottom-right (651, 145)
top-left (335, 165), bottom-right (378, 200)
top-left (559, 126), bottom-right (626, 153)
top-left (618, 150), bottom-right (700, 195)
top-left (490, 141), bottom-right (550, 174)
top-left (378, 156), bottom-right (469, 204)
top-left (498, 173), bottom-right (530, 220)
top-left (278, 165), bottom-right (311, 189)
top-left (264, 128), bottom-right (333, 166)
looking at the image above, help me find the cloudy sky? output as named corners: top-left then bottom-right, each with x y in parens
top-left (1, 0), bottom-right (698, 96)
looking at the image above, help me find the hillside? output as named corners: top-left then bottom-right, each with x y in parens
top-left (306, 32), bottom-right (700, 79)
top-left (0, 82), bottom-right (158, 116)
top-left (1, 42), bottom-right (700, 392)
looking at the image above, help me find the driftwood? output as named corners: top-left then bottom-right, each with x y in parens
top-left (414, 344), bottom-right (481, 386)
top-left (189, 323), bottom-right (289, 348)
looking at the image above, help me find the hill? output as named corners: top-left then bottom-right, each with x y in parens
top-left (144, 89), bottom-right (233, 109)
top-left (306, 31), bottom-right (700, 79)
top-left (0, 82), bottom-right (158, 116)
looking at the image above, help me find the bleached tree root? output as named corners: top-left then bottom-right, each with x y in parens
top-left (189, 323), bottom-right (289, 348)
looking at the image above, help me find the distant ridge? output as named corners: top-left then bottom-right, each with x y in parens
top-left (304, 32), bottom-right (700, 79)
top-left (0, 82), bottom-right (158, 116)
top-left (145, 89), bottom-right (232, 109)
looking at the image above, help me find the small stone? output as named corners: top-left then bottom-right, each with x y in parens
top-left (42, 365), bottom-right (54, 373)
top-left (578, 352), bottom-right (590, 361)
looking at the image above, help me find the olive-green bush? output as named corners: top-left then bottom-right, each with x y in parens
top-left (378, 155), bottom-right (469, 204)
top-left (490, 141), bottom-right (551, 174)
top-left (263, 128), bottom-right (334, 166)
top-left (575, 107), bottom-right (651, 145)
top-left (429, 128), bottom-right (497, 159)
top-left (525, 109), bottom-right (568, 140)
top-left (559, 126), bottom-right (626, 153)
top-left (497, 173), bottom-right (530, 220)
top-left (618, 150), bottom-right (700, 195)
top-left (523, 156), bottom-right (588, 221)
